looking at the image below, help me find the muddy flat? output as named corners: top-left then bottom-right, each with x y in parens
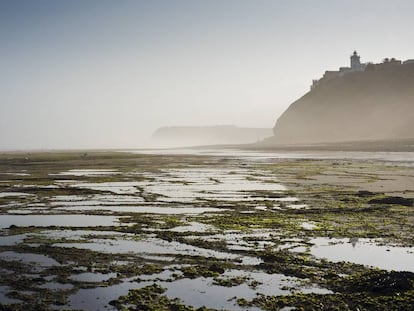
top-left (0, 150), bottom-right (413, 310)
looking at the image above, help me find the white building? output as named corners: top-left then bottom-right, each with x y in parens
top-left (350, 50), bottom-right (363, 71)
top-left (311, 51), bottom-right (365, 90)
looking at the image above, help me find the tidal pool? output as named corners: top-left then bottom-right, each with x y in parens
top-left (0, 285), bottom-right (22, 304)
top-left (31, 229), bottom-right (127, 242)
top-left (0, 234), bottom-right (27, 246)
top-left (58, 205), bottom-right (224, 214)
top-left (65, 267), bottom-right (331, 311)
top-left (55, 236), bottom-right (261, 265)
top-left (310, 237), bottom-right (414, 272)
top-left (143, 168), bottom-right (286, 203)
top-left (0, 215), bottom-right (122, 228)
top-left (39, 282), bottom-right (74, 291)
top-left (0, 251), bottom-right (60, 271)
top-left (70, 272), bottom-right (117, 283)
top-left (50, 194), bottom-right (145, 206)
top-left (52, 169), bottom-right (119, 176)
top-left (70, 181), bottom-right (144, 195)
top-left (1, 172), bottom-right (30, 176)
top-left (65, 278), bottom-right (141, 311)
top-left (163, 270), bottom-right (331, 310)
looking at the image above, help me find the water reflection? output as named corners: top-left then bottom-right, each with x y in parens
top-left (349, 237), bottom-right (359, 248)
top-left (311, 237), bottom-right (414, 272)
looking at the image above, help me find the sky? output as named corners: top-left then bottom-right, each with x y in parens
top-left (1, 0), bottom-right (414, 150)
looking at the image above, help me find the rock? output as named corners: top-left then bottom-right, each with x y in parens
top-left (368, 196), bottom-right (413, 206)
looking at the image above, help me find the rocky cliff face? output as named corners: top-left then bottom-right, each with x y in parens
top-left (271, 62), bottom-right (414, 144)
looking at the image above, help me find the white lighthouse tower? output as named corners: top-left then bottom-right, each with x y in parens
top-left (350, 50), bottom-right (362, 70)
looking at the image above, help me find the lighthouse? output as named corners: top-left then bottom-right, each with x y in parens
top-left (350, 50), bottom-right (362, 70)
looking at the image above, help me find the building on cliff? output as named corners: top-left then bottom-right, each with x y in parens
top-left (311, 51), bottom-right (366, 90)
top-left (311, 51), bottom-right (409, 90)
top-left (350, 50), bottom-right (363, 70)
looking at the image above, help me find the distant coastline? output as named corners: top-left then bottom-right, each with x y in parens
top-left (151, 125), bottom-right (273, 148)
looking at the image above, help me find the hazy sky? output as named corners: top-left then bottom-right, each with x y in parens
top-left (1, 0), bottom-right (414, 150)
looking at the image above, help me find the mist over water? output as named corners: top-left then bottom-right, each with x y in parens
top-left (1, 1), bottom-right (414, 150)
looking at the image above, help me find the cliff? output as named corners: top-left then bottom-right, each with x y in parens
top-left (270, 62), bottom-right (414, 145)
top-left (152, 125), bottom-right (273, 147)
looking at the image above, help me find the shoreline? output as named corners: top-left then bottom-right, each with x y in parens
top-left (192, 138), bottom-right (414, 153)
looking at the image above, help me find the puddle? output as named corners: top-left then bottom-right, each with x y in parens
top-left (59, 205), bottom-right (224, 214)
top-left (50, 195), bottom-right (145, 209)
top-left (163, 277), bottom-right (260, 310)
top-left (1, 172), bottom-right (30, 176)
top-left (65, 279), bottom-right (136, 311)
top-left (65, 268), bottom-right (331, 311)
top-left (0, 285), bottom-right (22, 304)
top-left (310, 237), bottom-right (414, 272)
top-left (11, 229), bottom-right (129, 246)
top-left (0, 215), bottom-right (122, 228)
top-left (51, 169), bottom-right (119, 176)
top-left (0, 234), bottom-right (27, 246)
top-left (36, 229), bottom-right (126, 241)
top-left (55, 236), bottom-right (261, 265)
top-left (287, 204), bottom-right (308, 209)
top-left (70, 272), bottom-right (117, 283)
top-left (164, 270), bottom-right (331, 310)
top-left (48, 167), bottom-right (294, 207)
top-left (39, 282), bottom-right (74, 291)
top-left (70, 182), bottom-right (144, 195)
top-left (18, 184), bottom-right (58, 189)
top-left (141, 168), bottom-right (287, 203)
top-left (0, 251), bottom-right (60, 271)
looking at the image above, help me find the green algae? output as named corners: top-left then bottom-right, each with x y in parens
top-left (212, 275), bottom-right (249, 287)
top-left (181, 263), bottom-right (226, 279)
top-left (238, 291), bottom-right (414, 311)
top-left (109, 284), bottom-right (214, 311)
top-left (115, 263), bottom-right (163, 278)
top-left (1, 151), bottom-right (414, 310)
